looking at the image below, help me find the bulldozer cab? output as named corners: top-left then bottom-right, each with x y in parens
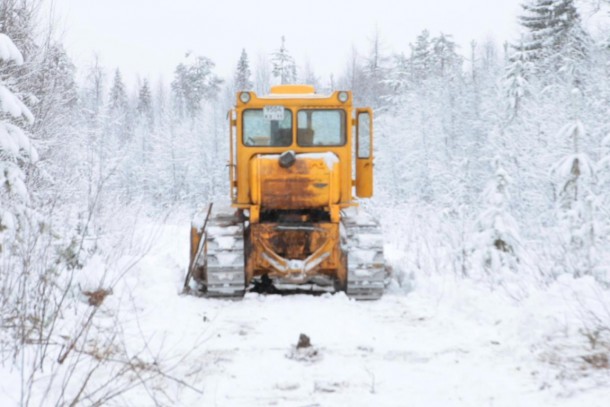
top-left (229, 85), bottom-right (374, 217)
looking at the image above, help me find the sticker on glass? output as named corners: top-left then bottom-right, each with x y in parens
top-left (263, 105), bottom-right (285, 121)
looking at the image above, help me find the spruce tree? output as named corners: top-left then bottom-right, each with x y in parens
top-left (29, 44), bottom-right (78, 140)
top-left (550, 119), bottom-right (598, 278)
top-left (137, 78), bottom-right (154, 127)
top-left (468, 158), bottom-right (521, 279)
top-left (409, 30), bottom-right (433, 82)
top-left (517, 0), bottom-right (590, 77)
top-left (108, 69), bottom-right (127, 113)
top-left (503, 39), bottom-right (533, 118)
top-left (431, 33), bottom-right (462, 78)
top-left (107, 68), bottom-right (131, 143)
top-left (271, 36), bottom-right (297, 84)
top-left (0, 0), bottom-right (37, 72)
top-left (0, 33), bottom-right (37, 249)
top-left (234, 48), bottom-right (253, 91)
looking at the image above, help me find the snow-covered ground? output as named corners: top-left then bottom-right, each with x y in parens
top-left (2, 220), bottom-right (609, 406)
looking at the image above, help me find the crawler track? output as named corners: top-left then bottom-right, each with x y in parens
top-left (192, 206), bottom-right (246, 298)
top-left (342, 211), bottom-right (386, 300)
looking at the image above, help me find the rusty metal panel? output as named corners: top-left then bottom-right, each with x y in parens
top-left (249, 154), bottom-right (340, 209)
top-left (246, 222), bottom-right (346, 285)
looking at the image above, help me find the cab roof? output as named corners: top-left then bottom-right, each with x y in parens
top-left (258, 84), bottom-right (330, 100)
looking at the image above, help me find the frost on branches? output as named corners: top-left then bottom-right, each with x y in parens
top-left (0, 33), bottom-right (37, 249)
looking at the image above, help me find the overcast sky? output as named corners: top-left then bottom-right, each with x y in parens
top-left (52, 0), bottom-right (523, 87)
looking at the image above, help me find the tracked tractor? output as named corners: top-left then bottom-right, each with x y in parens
top-left (187, 85), bottom-right (386, 299)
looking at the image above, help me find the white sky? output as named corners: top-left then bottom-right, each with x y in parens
top-left (51, 0), bottom-right (523, 87)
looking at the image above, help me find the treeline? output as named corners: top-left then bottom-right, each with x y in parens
top-left (1, 0), bottom-right (609, 298)
top-left (369, 0), bottom-right (610, 284)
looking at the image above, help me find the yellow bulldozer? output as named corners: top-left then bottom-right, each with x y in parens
top-left (186, 85), bottom-right (386, 299)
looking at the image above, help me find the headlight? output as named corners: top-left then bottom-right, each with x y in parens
top-left (239, 92), bottom-right (251, 104)
top-left (338, 91), bottom-right (349, 103)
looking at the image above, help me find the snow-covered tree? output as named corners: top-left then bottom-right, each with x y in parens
top-left (1, 2), bottom-right (79, 197)
top-left (137, 78), bottom-right (154, 127)
top-left (136, 78), bottom-right (154, 159)
top-left (431, 33), bottom-right (462, 78)
top-left (409, 29), bottom-right (433, 82)
top-left (83, 54), bottom-right (106, 121)
top-left (108, 69), bottom-right (127, 113)
top-left (0, 0), bottom-right (37, 63)
top-left (172, 53), bottom-right (222, 119)
top-left (20, 42), bottom-right (77, 136)
top-left (234, 48), bottom-right (253, 91)
top-left (550, 119), bottom-right (598, 278)
top-left (0, 33), bottom-right (37, 248)
top-left (384, 52), bottom-right (409, 100)
top-left (271, 36), bottom-right (297, 85)
top-left (107, 68), bottom-right (131, 143)
top-left (518, 0), bottom-right (591, 78)
top-left (468, 158), bottom-right (521, 279)
top-left (503, 40), bottom-right (533, 118)
top-left (363, 29), bottom-right (389, 108)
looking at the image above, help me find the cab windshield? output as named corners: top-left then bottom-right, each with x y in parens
top-left (297, 109), bottom-right (346, 146)
top-left (243, 109), bottom-right (292, 147)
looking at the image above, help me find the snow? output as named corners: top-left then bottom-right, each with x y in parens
top-left (212, 251), bottom-right (241, 267)
top-left (2, 220), bottom-right (608, 406)
top-left (0, 210), bottom-right (15, 231)
top-left (0, 122), bottom-right (38, 161)
top-left (0, 34), bottom-right (23, 65)
top-left (300, 152), bottom-right (340, 170)
top-left (0, 162), bottom-right (28, 201)
top-left (0, 86), bottom-right (34, 123)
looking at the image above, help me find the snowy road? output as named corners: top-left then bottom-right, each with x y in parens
top-left (86, 222), bottom-right (609, 406)
top-left (176, 294), bottom-right (538, 407)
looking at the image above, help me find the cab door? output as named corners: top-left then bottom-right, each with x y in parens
top-left (355, 108), bottom-right (373, 198)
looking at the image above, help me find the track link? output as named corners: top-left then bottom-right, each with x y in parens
top-left (342, 210), bottom-right (386, 300)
